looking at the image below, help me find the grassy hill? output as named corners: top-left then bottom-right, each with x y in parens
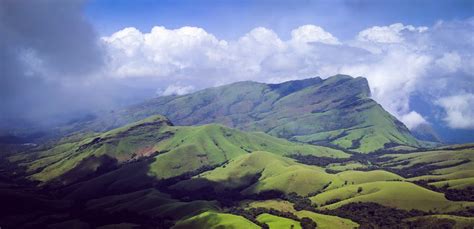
top-left (8, 115), bottom-right (347, 186)
top-left (246, 200), bottom-right (359, 229)
top-left (73, 75), bottom-right (420, 153)
top-left (173, 211), bottom-right (260, 229)
top-left (310, 181), bottom-right (474, 212)
top-left (172, 151), bottom-right (406, 196)
top-left (257, 213), bottom-right (302, 229)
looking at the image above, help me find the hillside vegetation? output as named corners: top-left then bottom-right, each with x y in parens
top-left (73, 75), bottom-right (420, 153)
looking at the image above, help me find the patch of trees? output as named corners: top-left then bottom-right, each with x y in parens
top-left (450, 207), bottom-right (474, 217)
top-left (289, 154), bottom-right (352, 167)
top-left (406, 217), bottom-right (456, 229)
top-left (300, 217), bottom-right (317, 229)
top-left (414, 180), bottom-right (474, 201)
top-left (382, 160), bottom-right (471, 178)
top-left (348, 136), bottom-right (363, 150)
top-left (316, 202), bottom-right (426, 228)
top-left (284, 192), bottom-right (314, 211)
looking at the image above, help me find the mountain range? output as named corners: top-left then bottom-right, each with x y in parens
top-left (1, 75), bottom-right (473, 228)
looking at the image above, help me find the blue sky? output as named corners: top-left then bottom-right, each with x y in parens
top-left (85, 0), bottom-right (473, 39)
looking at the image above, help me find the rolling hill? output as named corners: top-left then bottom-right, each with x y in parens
top-left (7, 115), bottom-right (347, 187)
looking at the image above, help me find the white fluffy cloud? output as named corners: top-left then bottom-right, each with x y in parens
top-left (290, 25), bottom-right (340, 45)
top-left (436, 94), bottom-right (474, 129)
top-left (400, 111), bottom-right (428, 129)
top-left (101, 19), bottom-right (474, 129)
top-left (102, 26), bottom-right (227, 77)
top-left (357, 23), bottom-right (428, 43)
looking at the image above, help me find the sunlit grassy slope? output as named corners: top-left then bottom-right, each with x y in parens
top-left (246, 200), bottom-right (359, 229)
top-left (9, 115), bottom-right (347, 185)
top-left (172, 151), bottom-right (405, 196)
top-left (173, 211), bottom-right (260, 229)
top-left (77, 75), bottom-right (420, 153)
top-left (257, 213), bottom-right (302, 229)
top-left (380, 147), bottom-right (474, 175)
top-left (310, 181), bottom-right (474, 212)
top-left (382, 146), bottom-right (474, 190)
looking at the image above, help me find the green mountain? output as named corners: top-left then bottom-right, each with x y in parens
top-left (81, 75), bottom-right (419, 153)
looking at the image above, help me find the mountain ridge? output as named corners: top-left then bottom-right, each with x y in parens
top-left (76, 74), bottom-right (418, 153)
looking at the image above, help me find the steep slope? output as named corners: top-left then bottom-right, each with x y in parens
top-left (83, 75), bottom-right (419, 153)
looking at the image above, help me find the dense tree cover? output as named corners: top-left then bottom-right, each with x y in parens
top-left (414, 181), bottom-right (474, 201)
top-left (285, 192), bottom-right (314, 210)
top-left (300, 217), bottom-right (317, 229)
top-left (381, 160), bottom-right (471, 178)
top-left (289, 154), bottom-right (352, 167)
top-left (407, 217), bottom-right (457, 229)
top-left (316, 202), bottom-right (426, 228)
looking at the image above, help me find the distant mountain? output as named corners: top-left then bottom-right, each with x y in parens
top-left (411, 123), bottom-right (442, 143)
top-left (84, 75), bottom-right (419, 153)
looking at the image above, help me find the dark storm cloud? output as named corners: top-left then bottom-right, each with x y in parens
top-left (0, 0), bottom-right (106, 127)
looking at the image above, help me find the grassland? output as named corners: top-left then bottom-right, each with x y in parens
top-left (8, 115), bottom-right (347, 185)
top-left (245, 199), bottom-right (359, 229)
top-left (173, 151), bottom-right (406, 196)
top-left (310, 181), bottom-right (474, 212)
top-left (257, 213), bottom-right (302, 229)
top-left (379, 147), bottom-right (474, 176)
top-left (173, 211), bottom-right (260, 229)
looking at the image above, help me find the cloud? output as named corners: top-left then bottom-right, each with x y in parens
top-left (435, 52), bottom-right (462, 73)
top-left (160, 84), bottom-right (195, 96)
top-left (102, 26), bottom-right (227, 78)
top-left (356, 23), bottom-right (428, 43)
top-left (0, 0), bottom-right (115, 128)
top-left (436, 94), bottom-right (474, 129)
top-left (101, 19), bottom-right (473, 130)
top-left (290, 25), bottom-right (340, 45)
top-left (400, 111), bottom-right (428, 130)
